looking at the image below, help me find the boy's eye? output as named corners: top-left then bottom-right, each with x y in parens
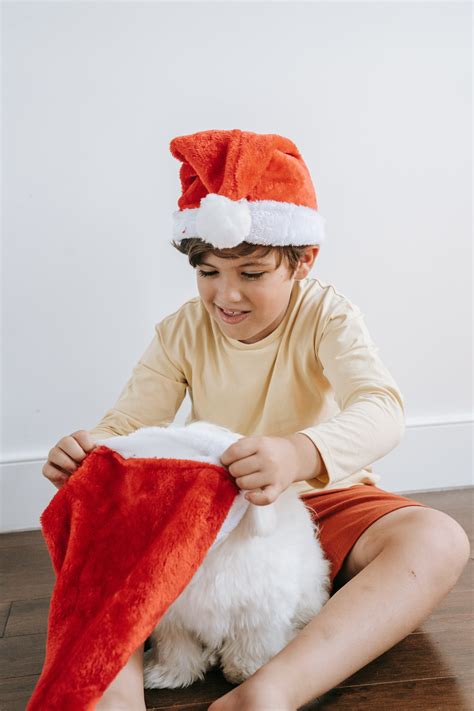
top-left (198, 270), bottom-right (264, 280)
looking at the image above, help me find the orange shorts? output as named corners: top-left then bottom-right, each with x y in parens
top-left (300, 484), bottom-right (431, 595)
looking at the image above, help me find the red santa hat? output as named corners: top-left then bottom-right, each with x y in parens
top-left (170, 128), bottom-right (327, 249)
top-left (27, 422), bottom-right (274, 710)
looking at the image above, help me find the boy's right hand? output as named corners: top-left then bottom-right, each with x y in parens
top-left (42, 430), bottom-right (98, 489)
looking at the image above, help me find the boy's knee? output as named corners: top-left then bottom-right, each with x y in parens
top-left (406, 509), bottom-right (471, 584)
top-left (439, 514), bottom-right (471, 573)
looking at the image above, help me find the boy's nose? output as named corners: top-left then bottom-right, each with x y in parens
top-left (216, 289), bottom-right (244, 304)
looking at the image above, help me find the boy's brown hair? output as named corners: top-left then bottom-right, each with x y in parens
top-left (171, 238), bottom-right (318, 278)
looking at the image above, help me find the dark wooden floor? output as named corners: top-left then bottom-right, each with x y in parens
top-left (1, 488), bottom-right (472, 710)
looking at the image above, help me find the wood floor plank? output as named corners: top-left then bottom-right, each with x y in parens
top-left (339, 625), bottom-right (473, 686)
top-left (413, 588), bottom-right (473, 635)
top-left (456, 557), bottom-right (473, 591)
top-left (0, 603), bottom-right (11, 638)
top-left (4, 598), bottom-right (50, 637)
top-left (0, 633), bottom-right (46, 679)
top-left (0, 545), bottom-right (55, 603)
top-left (0, 675), bottom-right (40, 711)
top-left (305, 673), bottom-right (474, 710)
top-left (0, 530), bottom-right (44, 550)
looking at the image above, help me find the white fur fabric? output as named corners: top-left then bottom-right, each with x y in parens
top-left (196, 193), bottom-right (252, 248)
top-left (173, 197), bottom-right (327, 248)
top-left (97, 421), bottom-right (331, 687)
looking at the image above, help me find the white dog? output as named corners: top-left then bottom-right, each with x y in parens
top-left (96, 421), bottom-right (331, 688)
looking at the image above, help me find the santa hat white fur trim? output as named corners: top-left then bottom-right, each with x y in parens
top-left (173, 195), bottom-right (327, 249)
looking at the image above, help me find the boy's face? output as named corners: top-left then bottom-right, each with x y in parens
top-left (196, 247), bottom-right (318, 344)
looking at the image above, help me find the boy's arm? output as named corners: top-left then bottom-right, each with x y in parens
top-left (89, 325), bottom-right (187, 440)
top-left (288, 301), bottom-right (405, 490)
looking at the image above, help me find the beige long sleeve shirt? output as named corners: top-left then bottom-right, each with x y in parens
top-left (89, 277), bottom-right (406, 495)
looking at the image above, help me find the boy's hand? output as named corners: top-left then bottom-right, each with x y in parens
top-left (219, 436), bottom-right (301, 506)
top-left (42, 430), bottom-right (98, 490)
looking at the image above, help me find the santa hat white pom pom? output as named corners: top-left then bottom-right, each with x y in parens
top-left (196, 193), bottom-right (252, 249)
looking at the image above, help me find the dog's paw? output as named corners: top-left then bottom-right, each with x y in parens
top-left (221, 662), bottom-right (258, 685)
top-left (143, 649), bottom-right (204, 689)
top-left (207, 650), bottom-right (220, 667)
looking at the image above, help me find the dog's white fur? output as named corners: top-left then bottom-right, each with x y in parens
top-left (97, 421), bottom-right (331, 687)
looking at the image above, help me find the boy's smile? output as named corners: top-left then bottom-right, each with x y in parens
top-left (215, 306), bottom-right (251, 325)
top-left (196, 247), bottom-right (318, 344)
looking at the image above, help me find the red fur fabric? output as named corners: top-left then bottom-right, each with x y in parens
top-left (170, 129), bottom-right (318, 209)
top-left (27, 445), bottom-right (238, 710)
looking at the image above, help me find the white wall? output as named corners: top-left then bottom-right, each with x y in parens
top-left (1, 1), bottom-right (472, 532)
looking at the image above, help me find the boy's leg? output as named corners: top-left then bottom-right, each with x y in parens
top-left (209, 506), bottom-right (471, 711)
top-left (95, 640), bottom-right (146, 710)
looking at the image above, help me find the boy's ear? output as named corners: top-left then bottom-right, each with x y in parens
top-left (294, 246), bottom-right (319, 279)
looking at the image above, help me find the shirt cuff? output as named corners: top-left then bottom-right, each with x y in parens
top-left (88, 429), bottom-right (117, 441)
top-left (295, 429), bottom-right (334, 490)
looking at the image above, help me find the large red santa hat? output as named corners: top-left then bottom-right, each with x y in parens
top-left (27, 422), bottom-right (274, 711)
top-left (170, 128), bottom-right (327, 249)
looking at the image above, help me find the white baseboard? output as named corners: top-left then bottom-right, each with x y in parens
top-left (1, 416), bottom-right (472, 533)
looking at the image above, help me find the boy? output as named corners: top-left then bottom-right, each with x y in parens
top-left (43, 129), bottom-right (470, 711)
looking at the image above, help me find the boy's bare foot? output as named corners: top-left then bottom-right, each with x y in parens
top-left (95, 641), bottom-right (147, 711)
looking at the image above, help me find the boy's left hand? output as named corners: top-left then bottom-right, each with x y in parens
top-left (219, 436), bottom-right (301, 506)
